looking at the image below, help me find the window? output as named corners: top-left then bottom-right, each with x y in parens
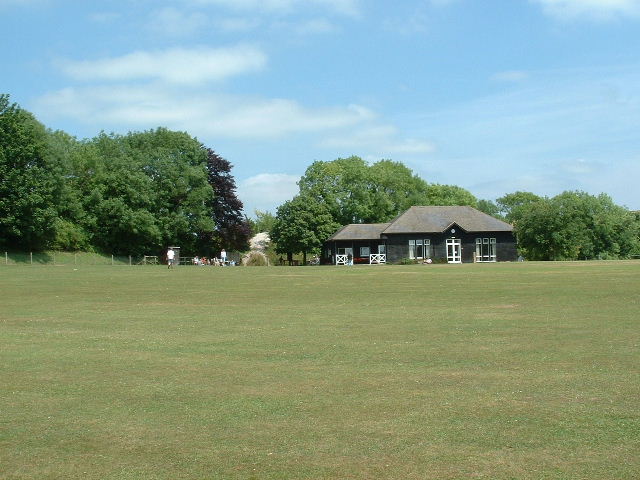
top-left (360, 246), bottom-right (370, 257)
top-left (475, 238), bottom-right (496, 262)
top-left (378, 244), bottom-right (386, 254)
top-left (409, 239), bottom-right (431, 259)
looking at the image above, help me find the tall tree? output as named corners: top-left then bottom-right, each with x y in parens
top-left (0, 94), bottom-right (58, 250)
top-left (124, 129), bottom-right (215, 254)
top-left (368, 160), bottom-right (431, 221)
top-left (298, 156), bottom-right (373, 224)
top-left (205, 148), bottom-right (251, 254)
top-left (271, 195), bottom-right (340, 264)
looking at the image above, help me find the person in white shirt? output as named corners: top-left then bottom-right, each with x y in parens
top-left (167, 248), bottom-right (175, 269)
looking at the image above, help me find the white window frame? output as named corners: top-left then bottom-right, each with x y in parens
top-left (360, 246), bottom-right (370, 257)
top-left (410, 239), bottom-right (431, 259)
top-left (475, 238), bottom-right (497, 262)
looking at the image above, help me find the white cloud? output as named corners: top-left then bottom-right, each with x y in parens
top-left (491, 70), bottom-right (530, 82)
top-left (88, 12), bottom-right (121, 23)
top-left (214, 17), bottom-right (263, 32)
top-left (147, 7), bottom-right (209, 36)
top-left (238, 173), bottom-right (300, 214)
top-left (321, 125), bottom-right (435, 156)
top-left (56, 45), bottom-right (267, 85)
top-left (531, 0), bottom-right (640, 20)
top-left (560, 158), bottom-right (604, 174)
top-left (292, 18), bottom-right (337, 34)
top-left (33, 85), bottom-right (376, 139)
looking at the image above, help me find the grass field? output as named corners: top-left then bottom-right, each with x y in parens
top-left (1, 261), bottom-right (638, 479)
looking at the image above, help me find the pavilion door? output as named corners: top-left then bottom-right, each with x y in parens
top-left (446, 239), bottom-right (462, 263)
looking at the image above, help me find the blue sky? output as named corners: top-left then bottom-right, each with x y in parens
top-left (2, 0), bottom-right (640, 215)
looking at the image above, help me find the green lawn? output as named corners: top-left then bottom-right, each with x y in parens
top-left (1, 262), bottom-right (638, 479)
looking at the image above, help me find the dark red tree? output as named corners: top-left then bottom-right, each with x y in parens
top-left (204, 148), bottom-right (251, 254)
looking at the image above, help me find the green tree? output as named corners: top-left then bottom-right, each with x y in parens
top-left (0, 94), bottom-right (58, 250)
top-left (125, 129), bottom-right (215, 254)
top-left (271, 195), bottom-right (340, 264)
top-left (251, 210), bottom-right (277, 235)
top-left (81, 133), bottom-right (161, 255)
top-left (477, 199), bottom-right (502, 218)
top-left (298, 156), bottom-right (373, 224)
top-left (367, 160), bottom-right (431, 221)
top-left (297, 156), bottom-right (478, 225)
top-left (425, 183), bottom-right (477, 207)
top-left (515, 191), bottom-right (639, 260)
top-left (496, 191), bottom-right (543, 223)
top-left (46, 130), bottom-right (92, 250)
top-left (78, 129), bottom-right (215, 255)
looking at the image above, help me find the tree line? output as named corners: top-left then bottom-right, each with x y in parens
top-left (0, 94), bottom-right (250, 256)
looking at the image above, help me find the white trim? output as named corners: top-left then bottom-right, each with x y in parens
top-left (475, 237), bottom-right (497, 262)
top-left (369, 254), bottom-right (386, 264)
top-left (446, 238), bottom-right (462, 263)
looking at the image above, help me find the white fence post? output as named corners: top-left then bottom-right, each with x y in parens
top-left (5, 252), bottom-right (7, 265)
top-left (30, 252), bottom-right (33, 265)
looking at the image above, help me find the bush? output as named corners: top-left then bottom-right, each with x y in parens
top-left (398, 258), bottom-right (417, 265)
top-left (51, 219), bottom-right (91, 251)
top-left (243, 251), bottom-right (269, 266)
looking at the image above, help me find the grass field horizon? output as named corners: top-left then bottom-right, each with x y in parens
top-left (1, 261), bottom-right (638, 479)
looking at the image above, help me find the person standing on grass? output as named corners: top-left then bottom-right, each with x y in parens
top-left (221, 249), bottom-right (227, 265)
top-left (167, 247), bottom-right (175, 269)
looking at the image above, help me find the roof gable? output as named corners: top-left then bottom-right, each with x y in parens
top-left (443, 221), bottom-right (467, 234)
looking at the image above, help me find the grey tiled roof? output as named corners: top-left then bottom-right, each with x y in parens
top-left (328, 223), bottom-right (392, 240)
top-left (382, 206), bottom-right (512, 234)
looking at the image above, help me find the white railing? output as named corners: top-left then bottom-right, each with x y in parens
top-left (336, 254), bottom-right (348, 265)
top-left (369, 254), bottom-right (386, 264)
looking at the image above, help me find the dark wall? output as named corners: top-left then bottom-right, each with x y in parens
top-left (386, 231), bottom-right (517, 263)
top-left (324, 231), bottom-right (517, 264)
